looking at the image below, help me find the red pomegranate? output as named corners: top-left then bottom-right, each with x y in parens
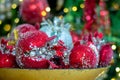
top-left (69, 45), bottom-right (98, 68)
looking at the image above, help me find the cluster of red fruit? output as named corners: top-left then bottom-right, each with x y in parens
top-left (0, 24), bottom-right (113, 69)
top-left (70, 32), bottom-right (113, 68)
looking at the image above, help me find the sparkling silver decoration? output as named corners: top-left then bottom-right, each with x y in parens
top-left (92, 37), bottom-right (105, 51)
top-left (28, 43), bottom-right (54, 60)
top-left (90, 36), bottom-right (105, 67)
top-left (0, 42), bottom-right (6, 54)
top-left (40, 17), bottom-right (73, 50)
top-left (40, 17), bottom-right (73, 65)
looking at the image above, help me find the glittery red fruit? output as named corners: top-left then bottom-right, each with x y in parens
top-left (99, 44), bottom-right (113, 67)
top-left (0, 54), bottom-right (16, 68)
top-left (69, 45), bottom-right (97, 68)
top-left (14, 24), bottom-right (37, 34)
top-left (16, 30), bottom-right (52, 68)
top-left (10, 24), bottom-right (37, 41)
top-left (20, 0), bottom-right (49, 24)
top-left (17, 31), bottom-right (49, 53)
top-left (20, 55), bottom-right (49, 68)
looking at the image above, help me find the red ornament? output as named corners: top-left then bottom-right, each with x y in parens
top-left (16, 30), bottom-right (52, 68)
top-left (99, 44), bottom-right (113, 67)
top-left (99, 0), bottom-right (111, 35)
top-left (69, 45), bottom-right (97, 68)
top-left (83, 0), bottom-right (97, 32)
top-left (20, 0), bottom-right (49, 24)
top-left (0, 54), bottom-right (16, 68)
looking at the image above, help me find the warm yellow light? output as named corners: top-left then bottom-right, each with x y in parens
top-left (72, 6), bottom-right (77, 11)
top-left (116, 67), bottom-right (120, 72)
top-left (113, 4), bottom-right (119, 10)
top-left (0, 20), bottom-right (2, 25)
top-left (111, 44), bottom-right (117, 50)
top-left (80, 4), bottom-right (85, 8)
top-left (59, 15), bottom-right (63, 19)
top-left (12, 4), bottom-right (17, 9)
top-left (41, 11), bottom-right (47, 17)
top-left (19, 0), bottom-right (23, 2)
top-left (119, 53), bottom-right (120, 57)
top-left (118, 73), bottom-right (120, 77)
top-left (111, 78), bottom-right (116, 80)
top-left (45, 7), bottom-right (51, 12)
top-left (63, 8), bottom-right (69, 13)
top-left (4, 24), bottom-right (11, 31)
top-left (14, 18), bottom-right (19, 23)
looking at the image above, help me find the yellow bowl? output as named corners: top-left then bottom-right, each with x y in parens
top-left (0, 68), bottom-right (106, 80)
